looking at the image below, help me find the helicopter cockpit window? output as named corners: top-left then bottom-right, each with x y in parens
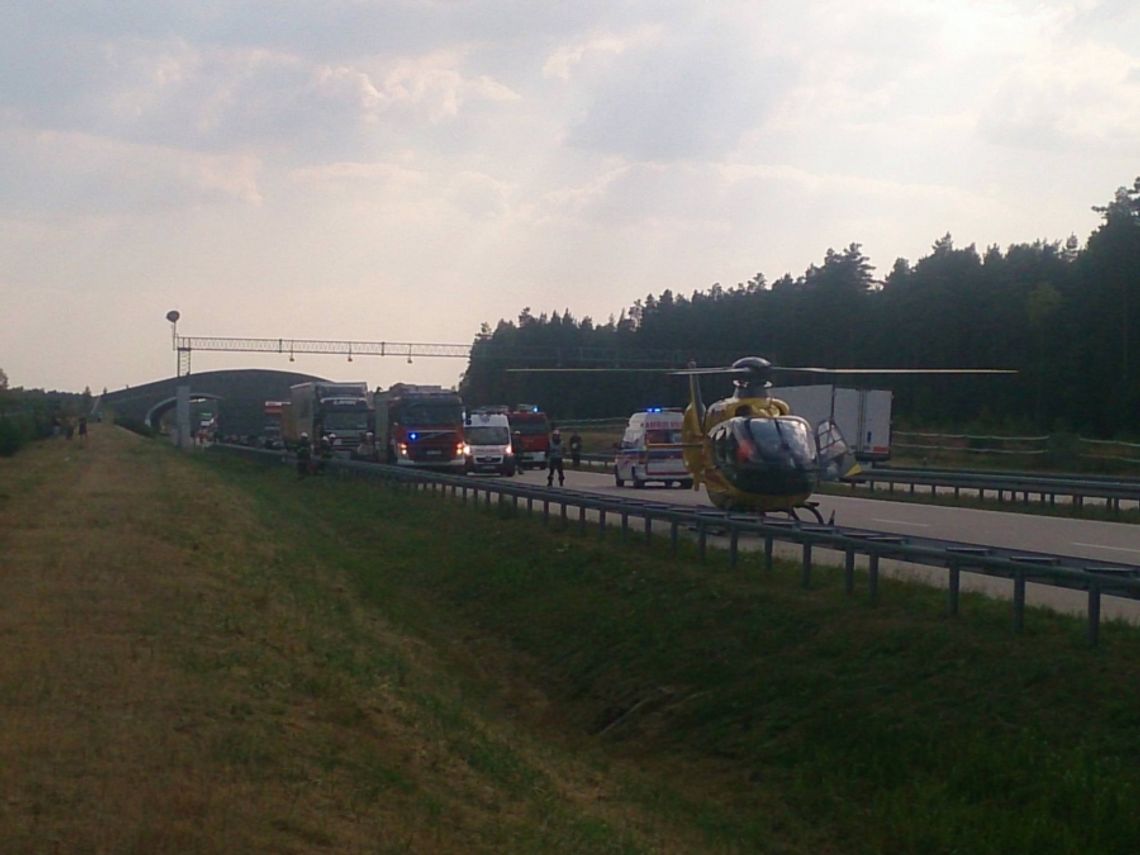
top-left (710, 415), bottom-right (818, 496)
top-left (746, 417), bottom-right (817, 465)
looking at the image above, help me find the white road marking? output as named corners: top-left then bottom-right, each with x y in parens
top-left (1072, 542), bottom-right (1140, 556)
top-left (871, 518), bottom-right (930, 528)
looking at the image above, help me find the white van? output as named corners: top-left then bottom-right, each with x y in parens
top-left (463, 410), bottom-right (516, 476)
top-left (614, 409), bottom-right (691, 488)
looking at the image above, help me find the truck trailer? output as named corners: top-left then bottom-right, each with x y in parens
top-left (769, 385), bottom-right (892, 462)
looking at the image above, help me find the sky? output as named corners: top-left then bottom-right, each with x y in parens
top-left (2, 0), bottom-right (1138, 395)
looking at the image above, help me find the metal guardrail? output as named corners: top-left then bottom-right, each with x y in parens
top-left (213, 445), bottom-right (1140, 646)
top-left (849, 467), bottom-right (1140, 513)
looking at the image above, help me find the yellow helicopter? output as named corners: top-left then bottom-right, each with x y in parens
top-left (673, 357), bottom-right (1015, 522)
top-left (509, 357), bottom-right (1014, 523)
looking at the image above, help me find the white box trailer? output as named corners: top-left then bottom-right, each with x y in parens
top-left (770, 385), bottom-right (892, 462)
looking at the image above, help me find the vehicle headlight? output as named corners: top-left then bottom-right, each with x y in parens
top-left (462, 443), bottom-right (471, 456)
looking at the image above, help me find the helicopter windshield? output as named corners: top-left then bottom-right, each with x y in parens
top-left (710, 416), bottom-right (818, 497)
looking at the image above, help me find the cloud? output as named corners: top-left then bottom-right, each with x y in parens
top-left (564, 22), bottom-right (795, 161)
top-left (0, 127), bottom-right (263, 216)
top-left (978, 44), bottom-right (1140, 154)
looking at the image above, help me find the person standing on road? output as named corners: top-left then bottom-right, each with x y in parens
top-left (546, 428), bottom-right (565, 487)
top-left (569, 431), bottom-right (582, 469)
top-left (296, 432), bottom-right (312, 477)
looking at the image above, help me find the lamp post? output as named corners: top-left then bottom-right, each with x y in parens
top-left (166, 310), bottom-right (180, 375)
top-left (165, 310), bottom-right (193, 448)
top-left (166, 310), bottom-right (191, 376)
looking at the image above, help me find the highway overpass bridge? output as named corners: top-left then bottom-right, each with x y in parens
top-left (94, 369), bottom-right (326, 438)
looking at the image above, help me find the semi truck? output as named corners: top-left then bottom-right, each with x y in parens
top-left (374, 384), bottom-right (466, 470)
top-left (285, 381), bottom-right (373, 455)
top-left (770, 385), bottom-right (892, 462)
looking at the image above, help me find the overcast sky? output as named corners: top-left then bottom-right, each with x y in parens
top-left (2, 0), bottom-right (1138, 394)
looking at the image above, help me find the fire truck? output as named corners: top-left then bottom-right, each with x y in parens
top-left (285, 381), bottom-right (373, 456)
top-left (374, 384), bottom-right (466, 470)
top-left (505, 405), bottom-right (551, 470)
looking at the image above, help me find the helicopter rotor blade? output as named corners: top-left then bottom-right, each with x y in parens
top-left (668, 366), bottom-right (750, 377)
top-left (504, 367), bottom-right (675, 373)
top-left (776, 367), bottom-right (1018, 375)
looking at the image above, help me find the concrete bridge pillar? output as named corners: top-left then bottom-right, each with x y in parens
top-left (173, 384), bottom-right (192, 449)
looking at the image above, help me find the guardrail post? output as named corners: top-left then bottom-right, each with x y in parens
top-left (620, 510), bottom-right (630, 540)
top-left (1013, 570), bottom-right (1026, 634)
top-left (543, 498), bottom-right (550, 524)
top-left (868, 554), bottom-right (880, 605)
top-left (729, 526), bottom-right (739, 568)
top-left (948, 561), bottom-right (960, 617)
top-left (697, 520), bottom-right (707, 561)
top-left (844, 548), bottom-right (855, 595)
top-left (801, 542), bottom-right (812, 588)
top-left (764, 536), bottom-right (773, 572)
top-left (578, 505), bottom-right (586, 535)
top-left (597, 509), bottom-right (606, 540)
top-left (561, 501), bottom-right (568, 525)
top-left (1088, 583), bottom-right (1101, 647)
top-left (670, 521), bottom-right (679, 556)
top-left (644, 513), bottom-right (652, 545)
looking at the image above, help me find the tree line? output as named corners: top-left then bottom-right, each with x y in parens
top-left (0, 370), bottom-right (93, 455)
top-left (460, 179), bottom-right (1140, 437)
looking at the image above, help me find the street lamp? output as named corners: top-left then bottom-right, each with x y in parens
top-left (166, 310), bottom-right (184, 376)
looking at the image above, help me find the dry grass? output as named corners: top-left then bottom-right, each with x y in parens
top-left (0, 428), bottom-right (683, 853)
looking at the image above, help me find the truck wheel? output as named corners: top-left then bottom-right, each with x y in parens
top-left (614, 471), bottom-right (625, 487)
top-left (632, 468), bottom-right (644, 489)
top-left (680, 479), bottom-right (693, 489)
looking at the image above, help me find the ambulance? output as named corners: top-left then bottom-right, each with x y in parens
top-left (613, 408), bottom-right (692, 489)
top-left (462, 409), bottom-right (517, 476)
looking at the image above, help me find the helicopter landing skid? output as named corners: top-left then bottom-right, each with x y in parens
top-left (762, 501), bottom-right (829, 526)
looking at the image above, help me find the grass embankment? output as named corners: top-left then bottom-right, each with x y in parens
top-left (3, 428), bottom-right (1140, 853)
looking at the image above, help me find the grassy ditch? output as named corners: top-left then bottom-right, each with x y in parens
top-left (206, 452), bottom-right (1140, 854)
top-left (5, 429), bottom-right (1140, 853)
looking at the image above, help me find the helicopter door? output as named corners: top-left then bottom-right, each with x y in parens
top-left (815, 419), bottom-right (861, 481)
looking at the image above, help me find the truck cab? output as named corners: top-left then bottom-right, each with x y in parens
top-left (506, 406), bottom-right (550, 470)
top-left (614, 408), bottom-right (692, 489)
top-left (374, 384), bottom-right (466, 470)
top-left (462, 410), bottom-right (516, 476)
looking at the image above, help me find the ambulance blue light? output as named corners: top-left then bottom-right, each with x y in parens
top-left (409, 432), bottom-right (418, 441)
top-left (648, 407), bottom-right (663, 413)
